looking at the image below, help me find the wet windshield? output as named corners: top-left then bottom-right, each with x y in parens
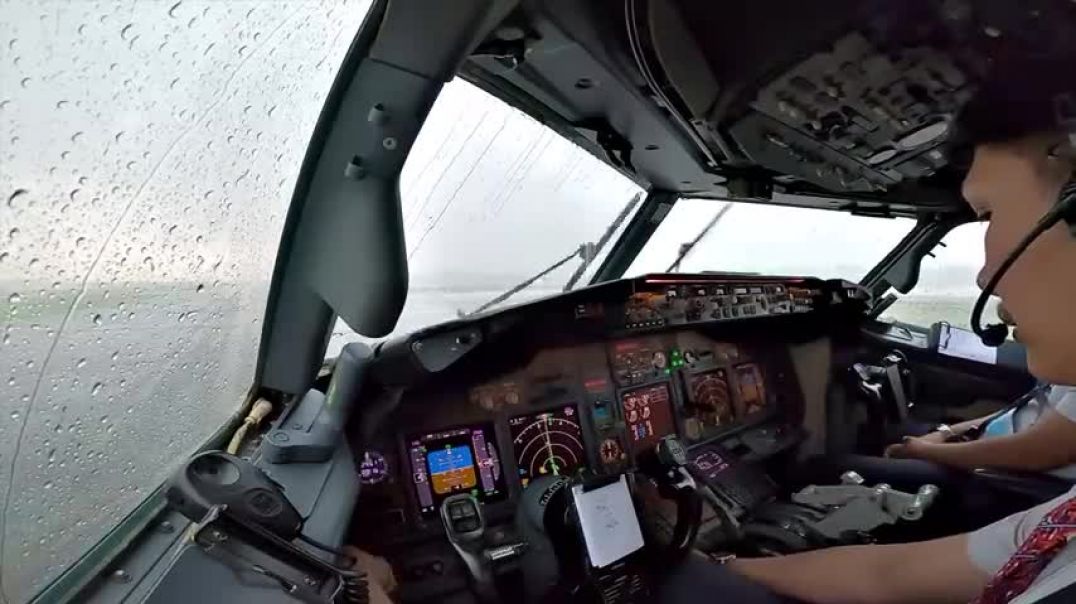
top-left (626, 198), bottom-right (915, 279)
top-left (0, 1), bottom-right (369, 600)
top-left (328, 80), bottom-right (646, 355)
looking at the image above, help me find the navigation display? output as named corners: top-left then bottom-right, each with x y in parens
top-left (734, 364), bottom-right (767, 417)
top-left (407, 424), bottom-right (506, 516)
top-left (620, 383), bottom-right (676, 453)
top-left (509, 405), bottom-right (586, 488)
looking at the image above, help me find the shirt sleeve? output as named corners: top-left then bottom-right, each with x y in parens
top-left (966, 490), bottom-right (1076, 575)
top-left (1048, 386), bottom-right (1076, 422)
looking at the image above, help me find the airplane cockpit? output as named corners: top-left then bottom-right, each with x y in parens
top-left (146, 270), bottom-right (1040, 604)
top-left (338, 273), bottom-right (877, 601)
top-left (49, 0), bottom-right (1076, 603)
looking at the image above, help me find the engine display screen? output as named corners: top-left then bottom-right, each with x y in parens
top-left (509, 405), bottom-right (586, 488)
top-left (620, 383), bottom-right (676, 453)
top-left (407, 424), bottom-right (506, 516)
top-left (682, 369), bottom-right (734, 441)
top-left (734, 364), bottom-right (767, 417)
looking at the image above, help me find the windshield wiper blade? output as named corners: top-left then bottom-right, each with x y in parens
top-left (467, 247), bottom-right (585, 316)
top-left (563, 192), bottom-right (642, 291)
top-left (667, 202), bottom-right (733, 272)
top-left (463, 193), bottom-right (643, 316)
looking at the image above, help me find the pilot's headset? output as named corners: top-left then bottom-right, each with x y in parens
top-left (953, 53), bottom-right (1076, 346)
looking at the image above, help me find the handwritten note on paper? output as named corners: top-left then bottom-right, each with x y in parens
top-left (571, 475), bottom-right (645, 568)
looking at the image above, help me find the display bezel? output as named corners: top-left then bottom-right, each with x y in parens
top-left (508, 403), bottom-right (588, 488)
top-left (404, 422), bottom-right (508, 517)
top-left (616, 381), bottom-right (679, 455)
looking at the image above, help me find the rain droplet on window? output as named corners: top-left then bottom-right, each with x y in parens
top-left (8, 293), bottom-right (20, 304)
top-left (91, 383), bottom-right (102, 396)
top-left (91, 314), bottom-right (102, 326)
top-left (20, 77), bottom-right (31, 89)
top-left (195, 284), bottom-right (205, 293)
top-left (120, 24), bottom-right (133, 41)
top-left (168, 1), bottom-right (182, 17)
top-left (7, 188), bottom-right (27, 206)
top-left (76, 358), bottom-right (86, 368)
top-left (9, 227), bottom-right (20, 240)
top-left (8, 188), bottom-right (28, 208)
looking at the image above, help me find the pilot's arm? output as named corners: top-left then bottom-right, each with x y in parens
top-left (892, 407), bottom-right (1076, 472)
top-left (726, 488), bottom-right (1076, 604)
top-left (728, 534), bottom-right (989, 604)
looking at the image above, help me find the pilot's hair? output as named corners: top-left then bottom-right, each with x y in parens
top-left (955, 52), bottom-right (1076, 147)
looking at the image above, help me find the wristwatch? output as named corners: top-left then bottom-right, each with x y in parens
top-left (936, 424), bottom-right (955, 441)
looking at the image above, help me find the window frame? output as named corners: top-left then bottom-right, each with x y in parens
top-left (589, 193), bottom-right (962, 305)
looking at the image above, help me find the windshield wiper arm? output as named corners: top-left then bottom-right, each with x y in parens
top-left (667, 203), bottom-right (733, 272)
top-left (467, 247), bottom-right (585, 316)
top-left (563, 192), bottom-right (642, 291)
top-left (463, 193), bottom-right (644, 316)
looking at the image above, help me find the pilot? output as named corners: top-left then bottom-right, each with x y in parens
top-left (664, 53), bottom-right (1076, 604)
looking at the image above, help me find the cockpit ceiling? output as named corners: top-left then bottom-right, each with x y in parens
top-left (463, 0), bottom-right (1076, 216)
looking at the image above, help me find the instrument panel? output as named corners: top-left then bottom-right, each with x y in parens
top-left (348, 275), bottom-right (854, 534)
top-left (356, 330), bottom-right (802, 531)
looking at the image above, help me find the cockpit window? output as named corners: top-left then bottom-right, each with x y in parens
top-left (879, 222), bottom-right (997, 330)
top-left (328, 80), bottom-right (645, 355)
top-left (625, 198), bottom-right (914, 280)
top-left (0, 1), bottom-right (368, 599)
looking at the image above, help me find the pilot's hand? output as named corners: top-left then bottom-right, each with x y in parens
top-left (884, 436), bottom-right (930, 459)
top-left (916, 430), bottom-right (948, 445)
top-left (341, 546), bottom-right (397, 604)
